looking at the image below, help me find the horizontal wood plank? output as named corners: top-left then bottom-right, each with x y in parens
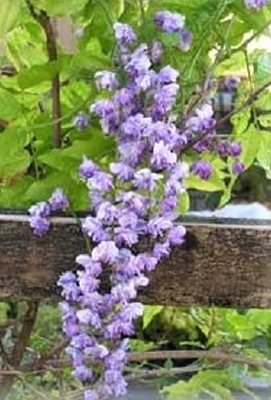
top-left (0, 213), bottom-right (271, 308)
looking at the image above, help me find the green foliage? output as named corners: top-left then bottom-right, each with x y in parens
top-left (162, 369), bottom-right (242, 400)
top-left (0, 0), bottom-right (271, 211)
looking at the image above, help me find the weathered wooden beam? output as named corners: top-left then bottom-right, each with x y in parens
top-left (0, 213), bottom-right (271, 308)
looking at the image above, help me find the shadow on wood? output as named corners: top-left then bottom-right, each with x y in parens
top-left (0, 213), bottom-right (271, 308)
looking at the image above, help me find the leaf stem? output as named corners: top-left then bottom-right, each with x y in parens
top-left (25, 0), bottom-right (62, 148)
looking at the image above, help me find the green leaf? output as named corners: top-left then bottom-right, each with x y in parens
top-left (0, 128), bottom-right (30, 178)
top-left (177, 191), bottom-right (190, 214)
top-left (254, 53), bottom-right (271, 85)
top-left (257, 132), bottom-right (271, 172)
top-left (143, 306), bottom-right (164, 329)
top-left (36, 0), bottom-right (89, 16)
top-left (0, 176), bottom-right (35, 208)
top-left (237, 124), bottom-right (261, 167)
top-left (215, 52), bottom-right (246, 76)
top-left (185, 174), bottom-right (225, 192)
top-left (62, 135), bottom-right (114, 161)
top-left (23, 171), bottom-right (89, 210)
top-left (0, 0), bottom-right (21, 40)
top-left (0, 88), bottom-right (21, 120)
top-left (17, 61), bottom-right (61, 89)
top-left (38, 151), bottom-right (80, 180)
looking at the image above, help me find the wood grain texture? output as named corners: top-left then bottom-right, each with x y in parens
top-left (0, 213), bottom-right (271, 308)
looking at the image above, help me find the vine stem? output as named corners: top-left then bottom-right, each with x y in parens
top-left (25, 0), bottom-right (62, 148)
top-left (8, 348), bottom-right (271, 374)
top-left (0, 301), bottom-right (39, 400)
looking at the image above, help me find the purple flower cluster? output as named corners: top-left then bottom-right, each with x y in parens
top-left (244, 0), bottom-right (270, 9)
top-left (181, 102), bottom-right (244, 180)
top-left (154, 11), bottom-right (192, 51)
top-left (57, 15), bottom-right (192, 399)
top-left (29, 9), bottom-right (248, 400)
top-left (29, 188), bottom-right (69, 235)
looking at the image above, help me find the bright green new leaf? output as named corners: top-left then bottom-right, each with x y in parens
top-left (0, 0), bottom-right (21, 40)
top-left (143, 306), bottom-right (164, 329)
top-left (35, 0), bottom-right (89, 16)
top-left (0, 127), bottom-right (30, 178)
top-left (0, 88), bottom-right (21, 120)
top-left (185, 174), bottom-right (225, 192)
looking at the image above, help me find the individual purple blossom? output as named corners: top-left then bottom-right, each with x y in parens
top-left (154, 11), bottom-right (185, 32)
top-left (110, 162), bottom-right (134, 181)
top-left (229, 142), bottom-right (242, 157)
top-left (92, 241), bottom-right (119, 265)
top-left (158, 65), bottom-right (179, 84)
top-left (113, 22), bottom-right (137, 45)
top-left (152, 241), bottom-right (171, 260)
top-left (75, 254), bottom-right (102, 277)
top-left (96, 201), bottom-right (120, 224)
top-left (71, 333), bottom-right (94, 349)
top-left (113, 87), bottom-right (137, 117)
top-left (29, 215), bottom-right (50, 236)
top-left (82, 216), bottom-right (108, 242)
top-left (178, 28), bottom-right (193, 51)
top-left (94, 71), bottom-right (119, 91)
top-left (73, 365), bottom-right (92, 381)
top-left (58, 272), bottom-right (80, 302)
top-left (28, 201), bottom-right (51, 236)
top-left (79, 156), bottom-right (99, 179)
top-left (29, 201), bottom-right (50, 218)
top-left (223, 76), bottom-right (241, 92)
top-left (152, 83), bottom-right (179, 118)
top-left (77, 308), bottom-right (102, 329)
top-left (104, 370), bottom-right (127, 396)
top-left (191, 160), bottom-right (212, 180)
top-left (147, 216), bottom-right (173, 238)
top-left (161, 195), bottom-right (178, 214)
top-left (118, 140), bottom-right (146, 167)
top-left (90, 99), bottom-right (119, 135)
top-left (120, 113), bottom-right (151, 140)
top-left (117, 191), bottom-right (151, 217)
top-left (48, 188), bottom-right (69, 212)
top-left (171, 161), bottom-right (190, 180)
top-left (133, 168), bottom-right (163, 191)
top-left (232, 161), bottom-right (245, 175)
top-left (73, 112), bottom-right (90, 131)
top-left (87, 171), bottom-right (114, 192)
top-left (244, 0), bottom-right (270, 10)
top-left (84, 390), bottom-right (99, 400)
top-left (186, 103), bottom-right (215, 132)
top-left (77, 272), bottom-right (100, 295)
top-left (168, 225), bottom-right (186, 245)
top-left (151, 141), bottom-right (177, 170)
top-left (135, 70), bottom-right (158, 92)
top-left (125, 44), bottom-right (151, 78)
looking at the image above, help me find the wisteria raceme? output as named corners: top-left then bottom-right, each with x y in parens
top-left (28, 9), bottom-right (248, 400)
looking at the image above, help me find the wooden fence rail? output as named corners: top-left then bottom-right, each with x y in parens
top-left (0, 213), bottom-right (271, 308)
